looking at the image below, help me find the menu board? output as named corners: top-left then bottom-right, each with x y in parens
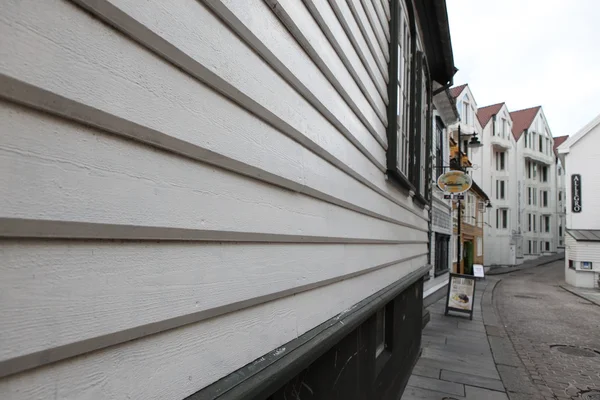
top-left (444, 274), bottom-right (477, 320)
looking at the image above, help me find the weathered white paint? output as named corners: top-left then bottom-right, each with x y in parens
top-left (303, 0), bottom-right (388, 104)
top-left (0, 0), bottom-right (425, 226)
top-left (343, 0), bottom-right (389, 76)
top-left (0, 105), bottom-right (425, 242)
top-left (262, 0), bottom-right (387, 139)
top-left (0, 0), bottom-right (427, 396)
top-left (0, 258), bottom-right (423, 400)
top-left (1, 240), bottom-right (425, 365)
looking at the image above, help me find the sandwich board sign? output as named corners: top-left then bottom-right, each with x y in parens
top-left (444, 273), bottom-right (477, 320)
top-left (473, 264), bottom-right (485, 278)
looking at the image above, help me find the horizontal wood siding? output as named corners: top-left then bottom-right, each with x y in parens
top-left (0, 0), bottom-right (429, 398)
top-left (565, 235), bottom-right (600, 266)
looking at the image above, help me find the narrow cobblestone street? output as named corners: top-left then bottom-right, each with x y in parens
top-left (496, 261), bottom-right (600, 399)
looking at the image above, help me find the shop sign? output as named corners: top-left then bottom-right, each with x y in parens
top-left (572, 174), bottom-right (582, 213)
top-left (444, 273), bottom-right (477, 320)
top-left (581, 261), bottom-right (592, 270)
top-left (438, 171), bottom-right (472, 194)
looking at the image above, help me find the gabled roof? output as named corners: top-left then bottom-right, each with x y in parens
top-left (558, 113), bottom-right (600, 154)
top-left (509, 106), bottom-right (541, 141)
top-left (449, 84), bottom-right (468, 99)
top-left (477, 103), bottom-right (504, 128)
top-left (552, 135), bottom-right (569, 157)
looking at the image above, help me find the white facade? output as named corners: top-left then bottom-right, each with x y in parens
top-left (555, 146), bottom-right (567, 250)
top-left (474, 104), bottom-right (519, 266)
top-left (425, 87), bottom-right (459, 300)
top-left (559, 114), bottom-right (600, 288)
top-left (0, 1), bottom-right (447, 398)
top-left (515, 109), bottom-right (557, 260)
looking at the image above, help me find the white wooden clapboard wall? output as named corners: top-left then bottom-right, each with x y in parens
top-left (0, 0), bottom-right (428, 398)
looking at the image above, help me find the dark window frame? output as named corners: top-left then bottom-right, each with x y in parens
top-left (434, 233), bottom-right (450, 276)
top-left (374, 301), bottom-right (395, 375)
top-left (435, 117), bottom-right (445, 180)
top-left (386, 1), bottom-right (432, 207)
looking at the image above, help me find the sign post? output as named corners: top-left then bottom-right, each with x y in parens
top-left (444, 273), bottom-right (477, 320)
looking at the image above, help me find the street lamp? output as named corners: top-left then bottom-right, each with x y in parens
top-left (455, 125), bottom-right (482, 274)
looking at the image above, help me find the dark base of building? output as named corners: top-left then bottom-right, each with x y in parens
top-left (188, 267), bottom-right (428, 400)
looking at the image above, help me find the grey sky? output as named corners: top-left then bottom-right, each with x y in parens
top-left (447, 0), bottom-right (600, 137)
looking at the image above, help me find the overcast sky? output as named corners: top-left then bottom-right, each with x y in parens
top-left (447, 0), bottom-right (600, 137)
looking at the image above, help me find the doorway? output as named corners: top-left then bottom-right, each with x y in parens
top-left (464, 241), bottom-right (474, 275)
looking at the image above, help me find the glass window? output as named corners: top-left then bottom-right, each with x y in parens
top-left (435, 234), bottom-right (450, 275)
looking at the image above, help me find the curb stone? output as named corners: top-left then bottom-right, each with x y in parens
top-left (487, 254), bottom-right (564, 276)
top-left (559, 284), bottom-right (600, 307)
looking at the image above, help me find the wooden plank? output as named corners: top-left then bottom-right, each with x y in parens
top-left (0, 101), bottom-right (426, 234)
top-left (104, 0), bottom-right (387, 159)
top-left (0, 2), bottom-right (427, 223)
top-left (360, 0), bottom-right (389, 44)
top-left (0, 240), bottom-right (426, 369)
top-left (304, 0), bottom-right (388, 104)
top-left (371, 0), bottom-right (390, 39)
top-left (265, 0), bottom-right (388, 137)
top-left (0, 104), bottom-right (427, 241)
top-left (345, 0), bottom-right (389, 75)
top-left (328, 0), bottom-right (388, 83)
top-left (380, 0), bottom-right (390, 21)
top-left (0, 259), bottom-right (424, 400)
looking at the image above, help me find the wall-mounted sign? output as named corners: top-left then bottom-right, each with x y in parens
top-left (443, 194), bottom-right (465, 200)
top-left (444, 273), bottom-right (476, 320)
top-left (572, 174), bottom-right (582, 213)
top-left (437, 171), bottom-right (473, 194)
top-left (581, 261), bottom-right (592, 270)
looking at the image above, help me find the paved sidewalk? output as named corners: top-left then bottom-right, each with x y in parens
top-left (402, 279), bottom-right (510, 400)
top-left (487, 253), bottom-right (564, 276)
top-left (560, 284), bottom-right (600, 307)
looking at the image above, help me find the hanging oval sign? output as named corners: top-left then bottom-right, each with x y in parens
top-left (437, 170), bottom-right (472, 194)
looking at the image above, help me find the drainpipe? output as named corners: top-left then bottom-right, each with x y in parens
top-left (457, 125), bottom-right (462, 274)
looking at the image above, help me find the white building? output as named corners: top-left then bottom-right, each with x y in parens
top-left (424, 87), bottom-right (459, 305)
top-left (553, 135), bottom-right (569, 250)
top-left (558, 113), bottom-right (600, 289)
top-left (0, 1), bottom-right (458, 399)
top-left (511, 107), bottom-right (558, 261)
top-left (474, 103), bottom-right (519, 266)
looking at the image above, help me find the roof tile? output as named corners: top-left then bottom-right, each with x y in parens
top-left (449, 84), bottom-right (467, 99)
top-left (553, 135), bottom-right (569, 156)
top-left (509, 106), bottom-right (541, 141)
top-left (477, 103), bottom-right (504, 128)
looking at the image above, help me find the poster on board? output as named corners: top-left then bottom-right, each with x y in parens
top-left (444, 273), bottom-right (477, 320)
top-left (473, 264), bottom-right (485, 278)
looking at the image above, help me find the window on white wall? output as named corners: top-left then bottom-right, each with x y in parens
top-left (477, 237), bottom-right (483, 256)
top-left (496, 180), bottom-right (506, 200)
top-left (463, 101), bottom-right (471, 125)
top-left (496, 208), bottom-right (508, 229)
top-left (496, 151), bottom-right (506, 171)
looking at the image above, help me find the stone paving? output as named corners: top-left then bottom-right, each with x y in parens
top-left (402, 278), bottom-right (512, 400)
top-left (495, 260), bottom-right (600, 400)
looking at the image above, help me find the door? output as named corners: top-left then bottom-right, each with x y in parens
top-left (463, 241), bottom-right (474, 275)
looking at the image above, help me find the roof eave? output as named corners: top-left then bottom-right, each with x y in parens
top-left (415, 0), bottom-right (456, 85)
